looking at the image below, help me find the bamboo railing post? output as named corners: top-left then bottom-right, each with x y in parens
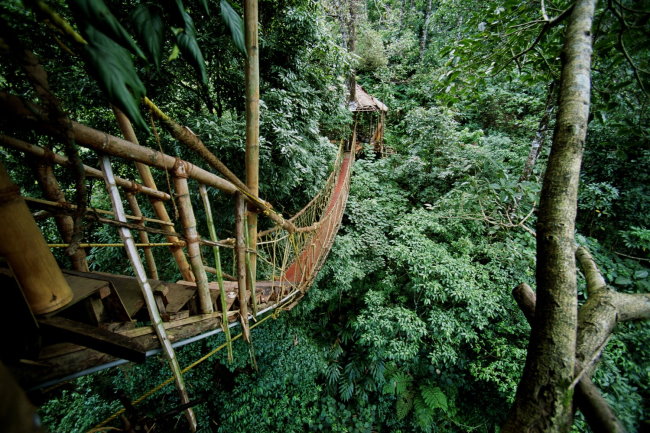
top-left (125, 192), bottom-right (158, 280)
top-left (30, 158), bottom-right (89, 271)
top-left (100, 155), bottom-right (197, 432)
top-left (0, 160), bottom-right (73, 314)
top-left (173, 163), bottom-right (213, 314)
top-left (244, 218), bottom-right (258, 317)
top-left (244, 0), bottom-right (260, 311)
top-left (198, 184), bottom-right (233, 362)
top-left (112, 107), bottom-right (194, 282)
top-left (235, 193), bottom-right (251, 342)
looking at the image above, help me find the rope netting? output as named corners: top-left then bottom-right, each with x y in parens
top-left (255, 142), bottom-right (353, 296)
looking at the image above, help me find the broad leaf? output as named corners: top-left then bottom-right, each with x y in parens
top-left (83, 27), bottom-right (148, 131)
top-left (176, 30), bottom-right (208, 85)
top-left (220, 0), bottom-right (246, 55)
top-left (172, 0), bottom-right (208, 85)
top-left (72, 0), bottom-right (145, 60)
top-left (132, 4), bottom-right (164, 69)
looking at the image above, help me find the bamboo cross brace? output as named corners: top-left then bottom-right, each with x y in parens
top-left (23, 196), bottom-right (173, 226)
top-left (0, 135), bottom-right (170, 201)
top-left (112, 106), bottom-right (194, 283)
top-left (100, 155), bottom-right (197, 432)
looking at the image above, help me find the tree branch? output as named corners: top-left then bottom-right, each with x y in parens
top-left (511, 283), bottom-right (626, 433)
top-left (576, 246), bottom-right (607, 294)
top-left (507, 4), bottom-right (575, 66)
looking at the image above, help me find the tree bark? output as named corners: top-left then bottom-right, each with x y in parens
top-left (503, 1), bottom-right (597, 432)
top-left (512, 283), bottom-right (627, 433)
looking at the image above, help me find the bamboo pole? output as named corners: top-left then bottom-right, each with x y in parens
top-left (0, 160), bottom-right (73, 314)
top-left (24, 196), bottom-right (173, 226)
top-left (198, 184), bottom-right (234, 362)
top-left (244, 218), bottom-right (258, 317)
top-left (244, 0), bottom-right (260, 311)
top-left (99, 155), bottom-right (197, 432)
top-left (0, 93), bottom-right (237, 194)
top-left (142, 97), bottom-right (295, 233)
top-left (112, 107), bottom-right (194, 282)
top-left (48, 242), bottom-right (174, 248)
top-left (30, 159), bottom-right (89, 271)
top-left (0, 135), bottom-right (170, 201)
top-left (126, 192), bottom-right (158, 280)
top-left (235, 193), bottom-right (251, 342)
top-left (173, 163), bottom-right (213, 314)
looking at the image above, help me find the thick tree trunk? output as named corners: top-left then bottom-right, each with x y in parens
top-left (503, 1), bottom-right (597, 432)
top-left (513, 283), bottom-right (627, 433)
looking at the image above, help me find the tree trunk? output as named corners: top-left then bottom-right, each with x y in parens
top-left (419, 0), bottom-right (433, 59)
top-left (512, 283), bottom-right (628, 433)
top-left (346, 0), bottom-right (361, 102)
top-left (503, 1), bottom-right (597, 432)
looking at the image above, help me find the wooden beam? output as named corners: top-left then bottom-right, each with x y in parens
top-left (38, 316), bottom-right (146, 362)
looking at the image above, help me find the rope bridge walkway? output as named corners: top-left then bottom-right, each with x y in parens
top-left (0, 93), bottom-right (355, 431)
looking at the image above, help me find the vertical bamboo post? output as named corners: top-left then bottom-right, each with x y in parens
top-left (198, 184), bottom-right (233, 362)
top-left (125, 192), bottom-right (158, 280)
top-left (0, 160), bottom-right (73, 314)
top-left (235, 193), bottom-right (251, 342)
top-left (173, 163), bottom-right (213, 314)
top-left (100, 156), bottom-right (197, 432)
top-left (244, 0), bottom-right (259, 297)
top-left (31, 159), bottom-right (89, 271)
top-left (244, 218), bottom-right (258, 316)
top-left (112, 107), bottom-right (193, 281)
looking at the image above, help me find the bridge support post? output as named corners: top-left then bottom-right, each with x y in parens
top-left (0, 160), bottom-right (73, 314)
top-left (100, 156), bottom-right (197, 432)
top-left (112, 107), bottom-right (194, 282)
top-left (245, 0), bottom-right (259, 297)
top-left (235, 193), bottom-right (251, 342)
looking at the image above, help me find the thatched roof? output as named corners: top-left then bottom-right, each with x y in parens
top-left (350, 84), bottom-right (388, 112)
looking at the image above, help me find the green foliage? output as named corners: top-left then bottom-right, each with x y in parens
top-left (73, 0), bottom-right (146, 59)
top-left (83, 26), bottom-right (148, 130)
top-left (356, 26), bottom-right (388, 72)
top-left (220, 0), bottom-right (246, 55)
top-left (132, 4), bottom-right (165, 69)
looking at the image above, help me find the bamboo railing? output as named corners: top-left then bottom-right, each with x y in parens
top-left (0, 93), bottom-right (355, 431)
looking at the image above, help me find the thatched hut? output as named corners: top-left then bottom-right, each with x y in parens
top-left (349, 85), bottom-right (388, 154)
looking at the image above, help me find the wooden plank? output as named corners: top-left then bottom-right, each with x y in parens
top-left (64, 270), bottom-right (149, 317)
top-left (163, 282), bottom-right (198, 314)
top-left (38, 316), bottom-right (146, 362)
